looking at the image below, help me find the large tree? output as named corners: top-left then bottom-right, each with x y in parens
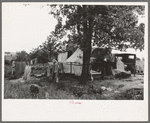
top-left (50, 5), bottom-right (145, 84)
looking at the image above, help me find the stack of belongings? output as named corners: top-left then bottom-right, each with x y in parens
top-left (31, 63), bottom-right (46, 78)
top-left (112, 58), bottom-right (131, 78)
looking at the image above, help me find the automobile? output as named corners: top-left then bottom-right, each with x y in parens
top-left (91, 48), bottom-right (136, 74)
top-left (114, 53), bottom-right (136, 74)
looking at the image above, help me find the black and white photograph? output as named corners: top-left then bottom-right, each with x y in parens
top-left (2, 2), bottom-right (148, 121)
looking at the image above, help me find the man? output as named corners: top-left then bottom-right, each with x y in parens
top-left (99, 47), bottom-right (113, 79)
top-left (52, 59), bottom-right (59, 83)
top-left (104, 47), bottom-right (113, 76)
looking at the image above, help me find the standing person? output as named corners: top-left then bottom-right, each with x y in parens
top-left (99, 47), bottom-right (113, 79)
top-left (104, 47), bottom-right (113, 76)
top-left (46, 62), bottom-right (53, 82)
top-left (11, 60), bottom-right (16, 76)
top-left (52, 59), bottom-right (59, 83)
top-left (23, 60), bottom-right (31, 81)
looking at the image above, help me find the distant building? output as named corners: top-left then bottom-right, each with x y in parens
top-left (5, 52), bottom-right (18, 63)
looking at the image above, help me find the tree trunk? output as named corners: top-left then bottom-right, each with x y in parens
top-left (80, 45), bottom-right (91, 84)
top-left (79, 6), bottom-right (93, 84)
top-left (80, 20), bottom-right (92, 85)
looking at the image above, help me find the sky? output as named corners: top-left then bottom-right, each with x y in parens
top-left (2, 3), bottom-right (57, 53)
top-left (2, 3), bottom-right (147, 59)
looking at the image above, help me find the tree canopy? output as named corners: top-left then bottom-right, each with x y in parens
top-left (50, 5), bottom-right (145, 50)
top-left (50, 5), bottom-right (145, 84)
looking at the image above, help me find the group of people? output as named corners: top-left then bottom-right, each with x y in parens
top-left (11, 58), bottom-right (60, 83)
top-left (10, 59), bottom-right (31, 82)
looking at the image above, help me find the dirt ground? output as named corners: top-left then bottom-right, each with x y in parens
top-left (90, 74), bottom-right (144, 99)
top-left (4, 73), bottom-right (144, 100)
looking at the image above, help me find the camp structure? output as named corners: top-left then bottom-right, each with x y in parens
top-left (60, 48), bottom-right (136, 78)
top-left (62, 48), bottom-right (83, 76)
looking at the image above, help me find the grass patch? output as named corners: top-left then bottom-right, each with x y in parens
top-left (4, 79), bottom-right (78, 99)
top-left (4, 75), bottom-right (144, 100)
top-left (114, 88), bottom-right (143, 100)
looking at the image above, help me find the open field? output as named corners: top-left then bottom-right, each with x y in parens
top-left (4, 74), bottom-right (144, 100)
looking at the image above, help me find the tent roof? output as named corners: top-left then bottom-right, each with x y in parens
top-left (64, 48), bottom-right (83, 64)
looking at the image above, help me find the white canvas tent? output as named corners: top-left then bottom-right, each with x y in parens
top-left (62, 48), bottom-right (101, 76)
top-left (62, 48), bottom-right (83, 76)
